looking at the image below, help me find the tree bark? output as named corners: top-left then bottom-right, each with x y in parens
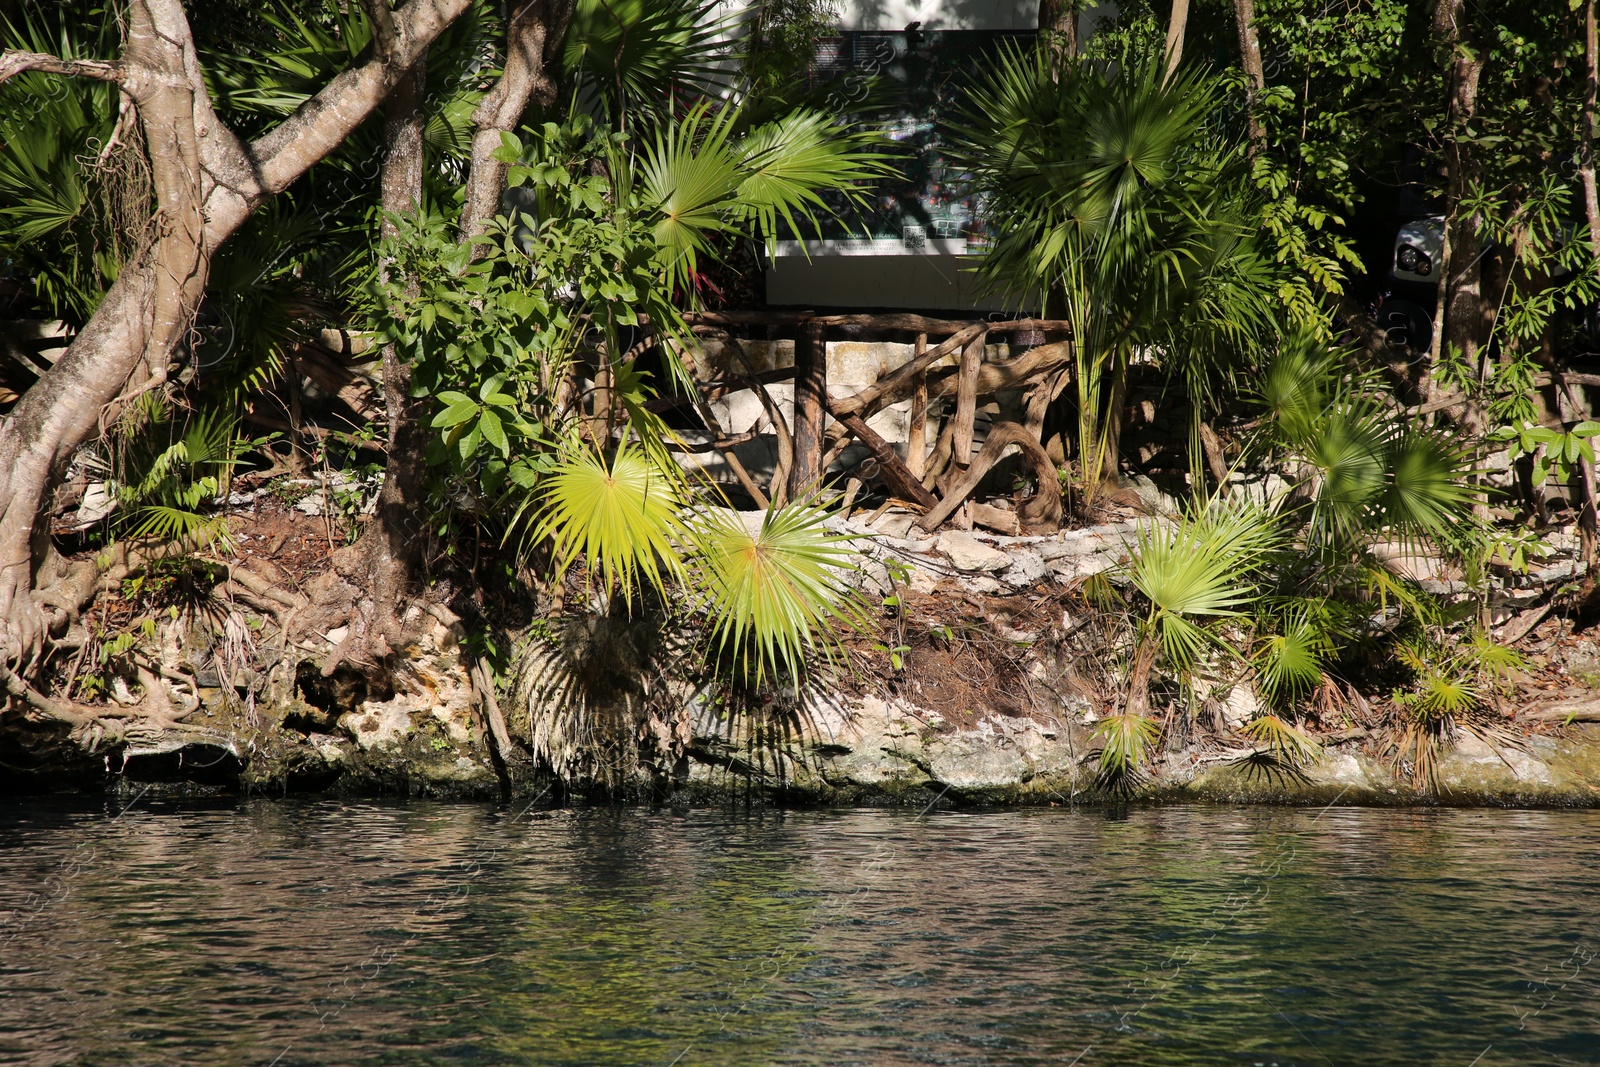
top-left (914, 422), bottom-right (1062, 533)
top-left (951, 331), bottom-right (986, 468)
top-left (0, 0), bottom-right (206, 673)
top-left (789, 320), bottom-right (827, 498)
top-left (906, 333), bottom-right (928, 478)
top-left (0, 0), bottom-right (472, 686)
top-left (1582, 0), bottom-right (1600, 265)
top-left (1233, 0), bottom-right (1266, 151)
top-left (1427, 0), bottom-right (1488, 384)
top-left (1038, 0), bottom-right (1078, 72)
top-left (353, 52), bottom-right (432, 651)
top-left (1163, 0), bottom-right (1191, 80)
top-left (459, 0), bottom-right (575, 242)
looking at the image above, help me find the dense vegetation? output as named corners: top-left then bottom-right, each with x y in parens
top-left (0, 0), bottom-right (1597, 793)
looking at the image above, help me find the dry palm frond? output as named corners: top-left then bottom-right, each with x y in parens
top-left (1394, 719), bottom-right (1445, 795)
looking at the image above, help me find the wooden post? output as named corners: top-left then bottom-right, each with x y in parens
top-left (907, 332), bottom-right (928, 478)
top-left (789, 319), bottom-right (826, 498)
top-left (951, 330), bottom-right (986, 469)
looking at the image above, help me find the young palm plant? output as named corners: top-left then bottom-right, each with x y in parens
top-left (1098, 498), bottom-right (1280, 786)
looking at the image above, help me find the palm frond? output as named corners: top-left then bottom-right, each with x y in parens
top-left (690, 504), bottom-right (863, 687)
top-left (1238, 713), bottom-right (1323, 768)
top-left (1127, 499), bottom-right (1279, 670)
top-left (1091, 712), bottom-right (1159, 792)
top-left (561, 0), bottom-right (732, 123)
top-left (528, 442), bottom-right (689, 603)
top-left (1254, 608), bottom-right (1332, 709)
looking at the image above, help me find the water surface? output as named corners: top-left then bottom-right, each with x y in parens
top-left (2, 799), bottom-right (1597, 1066)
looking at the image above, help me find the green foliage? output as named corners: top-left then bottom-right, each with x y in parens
top-left (0, 5), bottom-right (129, 324)
top-left (532, 442), bottom-right (689, 601)
top-left (1127, 499), bottom-right (1280, 673)
top-left (1255, 338), bottom-right (1481, 558)
top-left (560, 0), bottom-right (731, 126)
top-left (1239, 713), bottom-right (1323, 768)
top-left (742, 0), bottom-right (839, 97)
top-left (1395, 632), bottom-right (1524, 724)
top-left (1090, 712), bottom-right (1159, 787)
top-left (951, 45), bottom-right (1282, 495)
top-left (693, 503), bottom-right (862, 686)
top-left (107, 401), bottom-right (258, 550)
top-left (1253, 606), bottom-right (1333, 710)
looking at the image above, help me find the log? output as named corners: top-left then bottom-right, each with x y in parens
top-left (868, 340), bottom-right (1073, 423)
top-left (907, 332), bottom-right (928, 479)
top-left (970, 502), bottom-right (1020, 535)
top-left (673, 334), bottom-right (1074, 425)
top-left (825, 403), bottom-right (938, 511)
top-left (1524, 698), bottom-right (1600, 723)
top-left (830, 322), bottom-right (987, 419)
top-left (951, 331), bottom-right (987, 468)
top-left (790, 320), bottom-right (826, 497)
top-left (914, 422), bottom-right (1062, 532)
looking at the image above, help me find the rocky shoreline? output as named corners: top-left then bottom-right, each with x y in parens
top-left (7, 507), bottom-right (1600, 809)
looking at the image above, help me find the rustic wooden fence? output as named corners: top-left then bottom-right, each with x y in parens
top-left (682, 311), bottom-right (1075, 533)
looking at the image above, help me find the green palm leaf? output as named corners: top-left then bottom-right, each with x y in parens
top-left (1254, 606), bottom-right (1333, 709)
top-left (1128, 500), bottom-right (1279, 670)
top-left (639, 101), bottom-right (744, 292)
top-left (531, 443), bottom-right (689, 602)
top-left (691, 504), bottom-right (862, 687)
top-left (1091, 712), bottom-right (1159, 786)
top-left (1381, 429), bottom-right (1478, 547)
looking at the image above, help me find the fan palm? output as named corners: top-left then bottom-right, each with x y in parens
top-left (691, 503), bottom-right (863, 687)
top-left (1254, 336), bottom-right (1481, 559)
top-left (1123, 498), bottom-right (1280, 719)
top-left (560, 0), bottom-right (733, 130)
top-left (0, 4), bottom-right (125, 326)
top-left (950, 45), bottom-right (1280, 501)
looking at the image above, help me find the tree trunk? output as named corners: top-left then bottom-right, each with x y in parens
top-left (1233, 0), bottom-right (1266, 151)
top-left (351, 53), bottom-right (432, 651)
top-left (1125, 630), bottom-right (1159, 719)
top-left (1101, 349), bottom-right (1129, 484)
top-left (1582, 0), bottom-right (1600, 265)
top-left (0, 0), bottom-right (206, 673)
top-left (0, 0), bottom-right (472, 696)
top-left (789, 320), bottom-right (826, 499)
top-left (1038, 0), bottom-right (1078, 71)
top-left (459, 0), bottom-right (575, 242)
top-left (1427, 0), bottom-right (1488, 385)
top-left (1163, 0), bottom-right (1190, 80)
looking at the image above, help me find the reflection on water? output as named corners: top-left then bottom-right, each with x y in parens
top-left (2, 799), bottom-right (1599, 1066)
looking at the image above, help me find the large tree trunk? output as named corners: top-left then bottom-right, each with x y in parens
top-left (459, 0), bottom-right (575, 242)
top-left (0, 0), bottom-right (472, 705)
top-left (349, 53), bottom-right (433, 653)
top-left (1233, 0), bottom-right (1266, 151)
top-left (0, 0), bottom-right (206, 675)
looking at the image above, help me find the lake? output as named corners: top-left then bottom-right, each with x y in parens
top-left (1, 798), bottom-right (1597, 1065)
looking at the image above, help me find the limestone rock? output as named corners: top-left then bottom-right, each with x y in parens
top-left (1002, 550), bottom-right (1048, 589)
top-left (937, 530), bottom-right (1011, 572)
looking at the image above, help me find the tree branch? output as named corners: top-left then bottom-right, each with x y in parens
top-left (246, 0), bottom-right (473, 195)
top-left (0, 49), bottom-right (119, 86)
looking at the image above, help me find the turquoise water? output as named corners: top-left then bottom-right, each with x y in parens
top-left (1, 800), bottom-right (1597, 1066)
